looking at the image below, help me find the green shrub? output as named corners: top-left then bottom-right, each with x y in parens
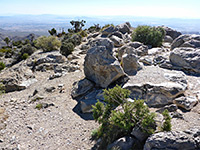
top-left (35, 103), bottom-right (43, 110)
top-left (0, 62), bottom-right (5, 71)
top-left (21, 53), bottom-right (29, 60)
top-left (12, 40), bottom-right (23, 47)
top-left (131, 25), bottom-right (165, 47)
top-left (92, 85), bottom-right (156, 149)
top-left (21, 44), bottom-right (36, 55)
top-left (79, 30), bottom-right (88, 37)
top-left (88, 24), bottom-right (101, 33)
top-left (60, 42), bottom-right (74, 56)
top-left (161, 109), bottom-right (172, 131)
top-left (0, 83), bottom-right (5, 95)
top-left (35, 36), bottom-right (61, 52)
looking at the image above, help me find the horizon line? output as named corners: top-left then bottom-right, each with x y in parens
top-left (0, 13), bottom-right (200, 20)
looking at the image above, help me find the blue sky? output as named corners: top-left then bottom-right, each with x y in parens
top-left (0, 0), bottom-right (200, 18)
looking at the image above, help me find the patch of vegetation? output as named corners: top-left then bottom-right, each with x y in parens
top-left (48, 28), bottom-right (57, 36)
top-left (88, 24), bottom-right (101, 33)
top-left (131, 25), bottom-right (165, 47)
top-left (12, 40), bottom-right (23, 48)
top-left (60, 42), bottom-right (74, 56)
top-left (92, 85), bottom-right (156, 149)
top-left (0, 62), bottom-right (6, 71)
top-left (0, 83), bottom-right (5, 95)
top-left (4, 37), bottom-right (10, 46)
top-left (161, 109), bottom-right (172, 131)
top-left (21, 53), bottom-right (29, 60)
top-left (68, 20), bottom-right (86, 33)
top-left (78, 30), bottom-right (88, 37)
top-left (35, 103), bottom-right (43, 110)
top-left (35, 36), bottom-right (61, 52)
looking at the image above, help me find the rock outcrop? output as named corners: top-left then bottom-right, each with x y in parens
top-left (171, 34), bottom-right (200, 49)
top-left (144, 127), bottom-right (200, 150)
top-left (84, 38), bottom-right (125, 88)
top-left (123, 66), bottom-right (187, 107)
top-left (170, 47), bottom-right (200, 75)
top-left (162, 26), bottom-right (182, 40)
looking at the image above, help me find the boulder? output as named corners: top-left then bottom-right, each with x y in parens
top-left (144, 127), bottom-right (200, 150)
top-left (110, 35), bottom-right (124, 47)
top-left (80, 89), bottom-right (104, 113)
top-left (101, 26), bottom-right (117, 37)
top-left (0, 64), bottom-right (37, 93)
top-left (121, 53), bottom-right (141, 75)
top-left (110, 31), bottom-right (124, 39)
top-left (116, 22), bottom-right (131, 34)
top-left (173, 96), bottom-right (198, 110)
top-left (162, 26), bottom-right (182, 40)
top-left (118, 42), bottom-right (148, 60)
top-left (123, 66), bottom-right (187, 107)
top-left (34, 51), bottom-right (66, 65)
top-left (171, 34), bottom-right (200, 50)
top-left (164, 35), bottom-right (173, 43)
top-left (71, 78), bottom-right (94, 98)
top-left (170, 47), bottom-right (200, 75)
top-left (107, 136), bottom-right (138, 150)
top-left (131, 126), bottom-right (150, 142)
top-left (84, 38), bottom-right (125, 88)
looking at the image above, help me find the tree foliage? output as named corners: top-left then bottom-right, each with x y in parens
top-left (68, 20), bottom-right (86, 33)
top-left (48, 28), bottom-right (57, 36)
top-left (4, 37), bottom-right (10, 46)
top-left (92, 85), bottom-right (156, 149)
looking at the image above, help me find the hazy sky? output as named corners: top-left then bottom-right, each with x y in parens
top-left (1, 0), bottom-right (200, 19)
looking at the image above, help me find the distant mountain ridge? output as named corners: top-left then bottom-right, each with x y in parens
top-left (0, 15), bottom-right (200, 36)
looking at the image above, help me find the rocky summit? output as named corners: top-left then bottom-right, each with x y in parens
top-left (0, 22), bottom-right (199, 150)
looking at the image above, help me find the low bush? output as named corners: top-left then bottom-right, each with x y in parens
top-left (79, 30), bottom-right (88, 37)
top-left (0, 62), bottom-right (5, 71)
top-left (161, 109), bottom-right (172, 131)
top-left (0, 83), bottom-right (5, 95)
top-left (21, 44), bottom-right (36, 55)
top-left (21, 53), bottom-right (29, 60)
top-left (131, 25), bottom-right (165, 47)
top-left (92, 85), bottom-right (156, 149)
top-left (35, 36), bottom-right (61, 52)
top-left (88, 24), bottom-right (101, 33)
top-left (60, 42), bottom-right (74, 56)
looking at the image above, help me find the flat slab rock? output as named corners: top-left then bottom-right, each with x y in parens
top-left (123, 66), bottom-right (187, 107)
top-left (144, 126), bottom-right (200, 150)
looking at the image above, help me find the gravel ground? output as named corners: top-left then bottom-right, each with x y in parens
top-left (0, 55), bottom-right (98, 150)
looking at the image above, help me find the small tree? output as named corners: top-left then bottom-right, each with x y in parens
top-left (161, 109), bottom-right (172, 131)
top-left (92, 85), bottom-right (156, 149)
top-left (4, 37), bottom-right (10, 47)
top-left (0, 61), bottom-right (5, 71)
top-left (0, 83), bottom-right (5, 95)
top-left (48, 28), bottom-right (57, 36)
top-left (68, 20), bottom-right (86, 33)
